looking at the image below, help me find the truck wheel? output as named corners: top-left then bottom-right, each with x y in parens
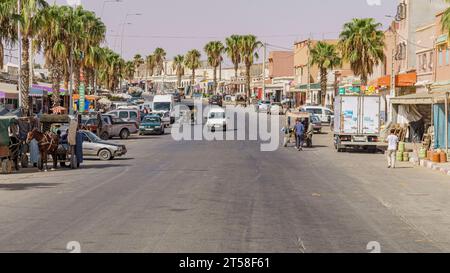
top-left (100, 132), bottom-right (109, 140)
top-left (120, 129), bottom-right (130, 139)
top-left (98, 149), bottom-right (112, 161)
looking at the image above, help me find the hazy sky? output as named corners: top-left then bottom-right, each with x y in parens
top-left (50, 0), bottom-right (397, 66)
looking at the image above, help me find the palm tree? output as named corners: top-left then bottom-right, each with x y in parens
top-left (36, 5), bottom-right (67, 107)
top-left (133, 54), bottom-right (144, 79)
top-left (98, 48), bottom-right (124, 92)
top-left (310, 41), bottom-right (342, 106)
top-left (153, 47), bottom-right (166, 76)
top-left (442, 3), bottom-right (450, 37)
top-left (239, 35), bottom-right (262, 103)
top-left (225, 35), bottom-right (242, 93)
top-left (172, 54), bottom-right (185, 88)
top-left (145, 54), bottom-right (156, 77)
top-left (0, 0), bottom-right (17, 70)
top-left (338, 18), bottom-right (384, 86)
top-left (18, 0), bottom-right (48, 115)
top-left (204, 41), bottom-right (224, 94)
top-left (123, 60), bottom-right (135, 83)
top-left (184, 49), bottom-right (201, 92)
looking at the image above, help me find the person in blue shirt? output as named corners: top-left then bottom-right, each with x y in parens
top-left (294, 119), bottom-right (305, 151)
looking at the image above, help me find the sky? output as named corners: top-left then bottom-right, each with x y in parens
top-left (42, 0), bottom-right (397, 66)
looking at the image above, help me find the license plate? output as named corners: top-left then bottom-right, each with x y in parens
top-left (353, 136), bottom-right (366, 142)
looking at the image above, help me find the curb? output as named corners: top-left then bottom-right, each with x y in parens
top-left (412, 158), bottom-right (450, 176)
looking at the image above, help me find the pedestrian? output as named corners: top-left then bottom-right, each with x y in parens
top-left (386, 129), bottom-right (399, 169)
top-left (281, 124), bottom-right (291, 147)
top-left (294, 118), bottom-right (305, 151)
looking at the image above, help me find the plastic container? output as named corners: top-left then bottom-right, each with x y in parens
top-left (427, 150), bottom-right (433, 161)
top-left (440, 152), bottom-right (447, 163)
top-left (432, 152), bottom-right (441, 163)
top-left (403, 152), bottom-right (410, 162)
top-left (396, 151), bottom-right (403, 162)
top-left (398, 142), bottom-right (406, 152)
top-left (419, 148), bottom-right (427, 159)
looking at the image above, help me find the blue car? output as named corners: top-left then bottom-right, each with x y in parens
top-left (139, 115), bottom-right (165, 135)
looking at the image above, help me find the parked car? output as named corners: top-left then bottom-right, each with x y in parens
top-left (100, 115), bottom-right (138, 140)
top-left (310, 115), bottom-right (323, 133)
top-left (80, 130), bottom-right (127, 161)
top-left (301, 106), bottom-right (334, 123)
top-left (206, 107), bottom-right (227, 132)
top-left (139, 114), bottom-right (165, 135)
top-left (209, 95), bottom-right (223, 107)
top-left (257, 100), bottom-right (271, 113)
top-left (107, 109), bottom-right (141, 125)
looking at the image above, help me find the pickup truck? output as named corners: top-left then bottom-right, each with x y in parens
top-left (99, 114), bottom-right (138, 140)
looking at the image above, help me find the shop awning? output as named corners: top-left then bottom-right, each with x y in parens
top-left (391, 92), bottom-right (446, 105)
top-left (377, 72), bottom-right (417, 87)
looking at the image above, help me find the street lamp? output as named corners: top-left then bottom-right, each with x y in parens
top-left (100, 0), bottom-right (123, 19)
top-left (120, 13), bottom-right (142, 58)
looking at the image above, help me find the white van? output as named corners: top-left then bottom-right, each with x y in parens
top-left (206, 107), bottom-right (227, 132)
top-left (301, 106), bottom-right (334, 123)
top-left (152, 95), bottom-right (175, 125)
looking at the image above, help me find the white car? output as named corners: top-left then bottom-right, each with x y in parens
top-left (258, 100), bottom-right (271, 113)
top-left (301, 106), bottom-right (334, 123)
top-left (206, 108), bottom-right (227, 132)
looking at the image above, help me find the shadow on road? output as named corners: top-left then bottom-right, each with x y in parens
top-left (0, 183), bottom-right (61, 191)
top-left (80, 164), bottom-right (132, 170)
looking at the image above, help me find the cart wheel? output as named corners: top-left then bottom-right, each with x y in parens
top-left (70, 155), bottom-right (78, 169)
top-left (13, 158), bottom-right (19, 171)
top-left (1, 159), bottom-right (8, 174)
top-left (37, 158), bottom-right (44, 171)
top-left (21, 154), bottom-right (29, 168)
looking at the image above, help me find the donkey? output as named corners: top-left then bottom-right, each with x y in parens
top-left (26, 129), bottom-right (59, 171)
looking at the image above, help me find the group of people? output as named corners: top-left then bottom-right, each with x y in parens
top-left (282, 118), bottom-right (314, 151)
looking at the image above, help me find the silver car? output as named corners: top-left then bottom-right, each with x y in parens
top-left (80, 130), bottom-right (127, 161)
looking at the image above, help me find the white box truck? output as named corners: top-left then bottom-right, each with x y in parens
top-left (333, 95), bottom-right (386, 152)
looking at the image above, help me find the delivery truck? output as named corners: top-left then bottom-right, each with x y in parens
top-left (333, 95), bottom-right (386, 152)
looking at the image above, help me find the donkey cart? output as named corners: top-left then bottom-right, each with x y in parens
top-left (32, 114), bottom-right (83, 170)
top-left (0, 117), bottom-right (21, 174)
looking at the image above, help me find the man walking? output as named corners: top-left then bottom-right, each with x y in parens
top-left (386, 129), bottom-right (399, 168)
top-left (294, 119), bottom-right (305, 151)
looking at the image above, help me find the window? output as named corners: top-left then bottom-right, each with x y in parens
top-left (429, 52), bottom-right (434, 70)
top-left (130, 112), bottom-right (137, 119)
top-left (438, 47), bottom-right (443, 66)
top-left (447, 47), bottom-right (450, 65)
top-left (119, 112), bottom-right (128, 119)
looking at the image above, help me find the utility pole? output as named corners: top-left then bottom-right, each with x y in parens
top-left (262, 42), bottom-right (266, 100)
top-left (17, 0), bottom-right (22, 111)
top-left (69, 44), bottom-right (74, 115)
top-left (306, 36), bottom-right (311, 105)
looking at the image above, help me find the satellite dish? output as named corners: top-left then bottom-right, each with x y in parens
top-left (66, 0), bottom-right (81, 7)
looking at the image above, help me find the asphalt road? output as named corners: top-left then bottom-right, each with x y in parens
top-left (0, 114), bottom-right (449, 253)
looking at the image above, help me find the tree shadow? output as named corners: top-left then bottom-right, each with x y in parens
top-left (0, 183), bottom-right (61, 191)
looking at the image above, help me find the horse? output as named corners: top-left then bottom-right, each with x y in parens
top-left (26, 129), bottom-right (59, 171)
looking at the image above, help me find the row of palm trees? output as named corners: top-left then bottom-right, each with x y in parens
top-left (133, 35), bottom-right (263, 101)
top-left (0, 0), bottom-right (129, 116)
top-left (309, 18), bottom-right (385, 105)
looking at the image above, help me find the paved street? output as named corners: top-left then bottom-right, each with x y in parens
top-left (0, 122), bottom-right (449, 253)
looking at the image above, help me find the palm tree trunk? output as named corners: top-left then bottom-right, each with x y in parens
top-left (20, 37), bottom-right (30, 116)
top-left (213, 66), bottom-right (217, 94)
top-left (74, 61), bottom-right (81, 94)
top-left (192, 69), bottom-right (195, 92)
top-left (0, 41), bottom-right (4, 69)
top-left (234, 65), bottom-right (238, 94)
top-left (177, 73), bottom-right (181, 89)
top-left (320, 68), bottom-right (327, 106)
top-left (361, 74), bottom-right (368, 87)
top-left (246, 65), bottom-right (251, 104)
top-left (51, 61), bottom-right (62, 107)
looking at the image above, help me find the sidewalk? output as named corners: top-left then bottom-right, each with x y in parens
top-left (416, 159), bottom-right (450, 176)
